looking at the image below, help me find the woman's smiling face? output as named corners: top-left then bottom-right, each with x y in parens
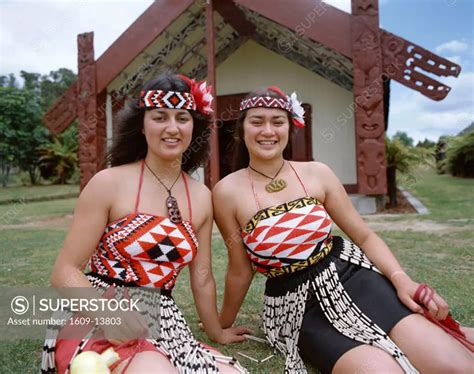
top-left (243, 107), bottom-right (290, 160)
top-left (142, 108), bottom-right (194, 161)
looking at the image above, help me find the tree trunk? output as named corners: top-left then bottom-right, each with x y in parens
top-left (28, 166), bottom-right (38, 185)
top-left (387, 166), bottom-right (397, 206)
top-left (1, 164), bottom-right (10, 187)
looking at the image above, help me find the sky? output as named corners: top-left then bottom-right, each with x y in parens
top-left (1, 0), bottom-right (473, 143)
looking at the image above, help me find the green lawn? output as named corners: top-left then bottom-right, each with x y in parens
top-left (402, 168), bottom-right (474, 222)
top-left (0, 198), bottom-right (76, 225)
top-left (0, 170), bottom-right (472, 373)
top-left (0, 184), bottom-right (78, 205)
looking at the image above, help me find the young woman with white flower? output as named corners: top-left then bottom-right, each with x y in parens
top-left (213, 86), bottom-right (473, 373)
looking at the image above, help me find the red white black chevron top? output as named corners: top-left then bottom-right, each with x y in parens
top-left (241, 164), bottom-right (332, 274)
top-left (89, 161), bottom-right (198, 289)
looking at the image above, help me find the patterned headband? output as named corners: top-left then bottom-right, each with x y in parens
top-left (239, 87), bottom-right (305, 128)
top-left (139, 75), bottom-right (214, 116)
top-left (140, 90), bottom-right (195, 110)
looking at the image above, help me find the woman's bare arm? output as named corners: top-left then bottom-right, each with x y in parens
top-left (212, 178), bottom-right (254, 329)
top-left (313, 162), bottom-right (448, 318)
top-left (189, 185), bottom-right (250, 343)
top-left (50, 169), bottom-right (115, 288)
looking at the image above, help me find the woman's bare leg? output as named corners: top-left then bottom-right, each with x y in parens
top-left (112, 351), bottom-right (176, 374)
top-left (390, 314), bottom-right (473, 373)
top-left (332, 344), bottom-right (403, 374)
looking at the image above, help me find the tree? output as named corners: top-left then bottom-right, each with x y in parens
top-left (37, 124), bottom-right (79, 184)
top-left (0, 69), bottom-right (77, 186)
top-left (416, 138), bottom-right (436, 148)
top-left (18, 68), bottom-right (76, 111)
top-left (446, 132), bottom-right (474, 178)
top-left (458, 121), bottom-right (474, 136)
top-left (20, 71), bottom-right (41, 93)
top-left (0, 87), bottom-right (48, 184)
top-left (385, 137), bottom-right (428, 206)
top-left (39, 68), bottom-right (76, 111)
top-left (393, 131), bottom-right (414, 147)
top-left (0, 73), bottom-right (18, 88)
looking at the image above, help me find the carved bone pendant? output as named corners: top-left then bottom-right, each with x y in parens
top-left (166, 195), bottom-right (182, 224)
top-left (265, 179), bottom-right (287, 193)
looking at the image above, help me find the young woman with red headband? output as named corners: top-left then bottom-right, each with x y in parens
top-left (42, 72), bottom-right (249, 373)
top-left (213, 86), bottom-right (473, 373)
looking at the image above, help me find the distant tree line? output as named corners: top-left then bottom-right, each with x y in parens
top-left (0, 69), bottom-right (78, 186)
top-left (386, 125), bottom-right (474, 206)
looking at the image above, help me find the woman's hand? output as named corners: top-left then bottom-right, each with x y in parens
top-left (211, 326), bottom-right (253, 345)
top-left (391, 272), bottom-right (449, 320)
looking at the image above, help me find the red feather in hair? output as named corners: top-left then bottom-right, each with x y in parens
top-left (178, 74), bottom-right (213, 115)
top-left (267, 85), bottom-right (287, 99)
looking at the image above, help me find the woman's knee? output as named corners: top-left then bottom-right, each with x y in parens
top-left (117, 351), bottom-right (176, 373)
top-left (390, 314), bottom-right (473, 372)
top-left (426, 355), bottom-right (474, 374)
top-left (332, 345), bottom-right (403, 374)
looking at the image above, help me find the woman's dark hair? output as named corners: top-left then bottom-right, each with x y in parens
top-left (231, 88), bottom-right (294, 172)
top-left (105, 71), bottom-right (211, 173)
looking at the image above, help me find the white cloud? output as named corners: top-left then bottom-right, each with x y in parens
top-left (323, 0), bottom-right (389, 13)
top-left (435, 40), bottom-right (469, 54)
top-left (0, 0), bottom-right (154, 77)
top-left (388, 71), bottom-right (474, 142)
top-left (323, 0), bottom-right (351, 13)
top-left (446, 56), bottom-right (462, 65)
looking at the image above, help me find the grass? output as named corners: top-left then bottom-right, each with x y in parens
top-left (0, 169), bottom-right (472, 373)
top-left (0, 199), bottom-right (76, 225)
top-left (402, 167), bottom-right (474, 222)
top-left (0, 184), bottom-right (78, 205)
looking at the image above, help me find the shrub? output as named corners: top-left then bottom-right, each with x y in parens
top-left (37, 125), bottom-right (78, 184)
top-left (446, 132), bottom-right (474, 178)
top-left (385, 137), bottom-right (432, 206)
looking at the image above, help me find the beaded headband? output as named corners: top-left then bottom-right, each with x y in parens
top-left (239, 86), bottom-right (305, 128)
top-left (139, 75), bottom-right (213, 116)
top-left (140, 90), bottom-right (195, 110)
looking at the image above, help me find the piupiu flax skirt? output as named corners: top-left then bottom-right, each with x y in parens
top-left (262, 236), bottom-right (416, 374)
top-left (41, 273), bottom-right (246, 374)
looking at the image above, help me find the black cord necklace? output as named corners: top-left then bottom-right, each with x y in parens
top-left (248, 161), bottom-right (287, 193)
top-left (144, 161), bottom-right (182, 223)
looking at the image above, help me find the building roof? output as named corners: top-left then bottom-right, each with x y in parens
top-left (43, 0), bottom-right (461, 132)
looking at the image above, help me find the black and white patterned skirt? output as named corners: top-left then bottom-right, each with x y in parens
top-left (41, 273), bottom-right (246, 373)
top-left (262, 236), bottom-right (417, 374)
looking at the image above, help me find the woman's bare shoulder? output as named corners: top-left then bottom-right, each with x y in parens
top-left (184, 174), bottom-right (212, 202)
top-left (80, 162), bottom-right (140, 203)
top-left (290, 160), bottom-right (335, 177)
top-left (212, 169), bottom-right (247, 198)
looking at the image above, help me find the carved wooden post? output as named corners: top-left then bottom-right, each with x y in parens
top-left (351, 0), bottom-right (386, 195)
top-left (77, 32), bottom-right (107, 190)
top-left (205, 0), bottom-right (220, 188)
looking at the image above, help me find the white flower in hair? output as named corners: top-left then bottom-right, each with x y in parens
top-left (199, 81), bottom-right (214, 114)
top-left (288, 92), bottom-right (305, 127)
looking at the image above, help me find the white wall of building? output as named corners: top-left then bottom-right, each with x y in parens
top-left (216, 40), bottom-right (357, 184)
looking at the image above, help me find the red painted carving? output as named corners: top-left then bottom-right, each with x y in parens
top-left (43, 82), bottom-right (77, 133)
top-left (352, 0), bottom-right (386, 195)
top-left (95, 91), bottom-right (107, 171)
top-left (354, 0), bottom-right (378, 15)
top-left (357, 112), bottom-right (384, 138)
top-left (358, 139), bottom-right (386, 191)
top-left (381, 31), bottom-right (461, 101)
top-left (77, 32), bottom-right (106, 190)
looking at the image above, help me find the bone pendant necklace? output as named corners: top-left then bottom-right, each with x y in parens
top-left (248, 161), bottom-right (287, 193)
top-left (144, 161), bottom-right (182, 223)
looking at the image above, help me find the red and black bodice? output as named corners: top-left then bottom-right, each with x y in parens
top-left (89, 160), bottom-right (198, 290)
